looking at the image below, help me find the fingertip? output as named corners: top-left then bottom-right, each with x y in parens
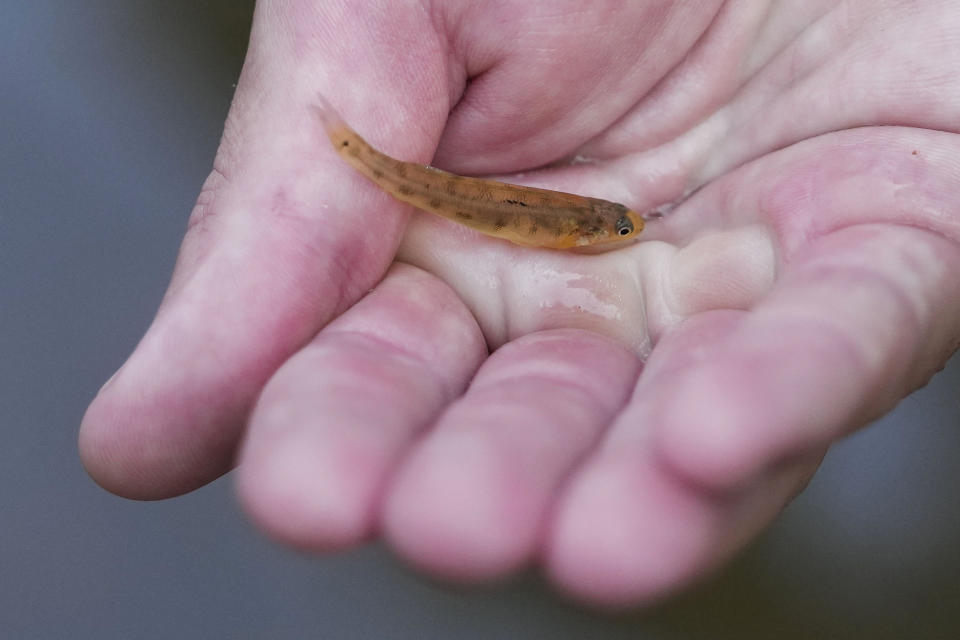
top-left (78, 337), bottom-right (243, 500)
top-left (647, 360), bottom-right (773, 491)
top-left (79, 410), bottom-right (226, 501)
top-left (382, 434), bottom-right (536, 582)
top-left (544, 456), bottom-right (713, 608)
top-left (79, 390), bottom-right (153, 499)
top-left (235, 430), bottom-right (378, 552)
top-left (646, 316), bottom-right (872, 492)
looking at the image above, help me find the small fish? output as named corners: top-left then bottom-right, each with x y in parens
top-left (314, 97), bottom-right (643, 250)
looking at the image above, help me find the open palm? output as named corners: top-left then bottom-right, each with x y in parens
top-left (80, 1), bottom-right (960, 606)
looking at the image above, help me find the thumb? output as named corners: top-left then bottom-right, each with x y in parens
top-left (79, 1), bottom-right (451, 499)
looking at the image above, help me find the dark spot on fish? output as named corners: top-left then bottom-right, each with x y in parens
top-left (428, 198), bottom-right (442, 209)
top-left (455, 211), bottom-right (473, 221)
top-left (504, 199), bottom-right (528, 207)
top-left (341, 140), bottom-right (349, 147)
top-left (372, 169), bottom-right (384, 179)
top-left (494, 218), bottom-right (507, 231)
top-left (445, 179), bottom-right (459, 194)
top-left (394, 164), bottom-right (408, 177)
top-left (596, 216), bottom-right (605, 224)
top-left (396, 184), bottom-right (414, 196)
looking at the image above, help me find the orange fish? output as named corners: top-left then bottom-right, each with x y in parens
top-left (315, 97), bottom-right (643, 250)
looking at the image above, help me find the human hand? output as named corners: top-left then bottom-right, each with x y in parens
top-left (80, 0), bottom-right (960, 607)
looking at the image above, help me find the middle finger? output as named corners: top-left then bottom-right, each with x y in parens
top-left (382, 329), bottom-right (640, 581)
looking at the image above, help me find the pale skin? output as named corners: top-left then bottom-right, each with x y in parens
top-left (79, 0), bottom-right (960, 608)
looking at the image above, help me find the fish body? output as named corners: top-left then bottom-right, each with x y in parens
top-left (315, 97), bottom-right (643, 249)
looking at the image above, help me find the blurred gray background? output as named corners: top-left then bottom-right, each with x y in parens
top-left (3, 2), bottom-right (959, 638)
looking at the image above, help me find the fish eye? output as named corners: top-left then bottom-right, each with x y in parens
top-left (615, 216), bottom-right (634, 236)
